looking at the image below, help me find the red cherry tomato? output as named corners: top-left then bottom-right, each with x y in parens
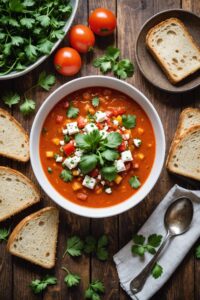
top-left (63, 141), bottom-right (75, 156)
top-left (118, 141), bottom-right (127, 152)
top-left (89, 8), bottom-right (117, 36)
top-left (54, 47), bottom-right (81, 76)
top-left (110, 107), bottom-right (126, 116)
top-left (77, 116), bottom-right (87, 129)
top-left (69, 24), bottom-right (95, 53)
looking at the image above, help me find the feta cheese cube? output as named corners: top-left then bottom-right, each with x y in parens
top-left (121, 127), bottom-right (126, 131)
top-left (97, 174), bottom-right (102, 180)
top-left (114, 159), bottom-right (126, 172)
top-left (67, 122), bottom-right (79, 135)
top-left (95, 111), bottom-right (107, 123)
top-left (122, 133), bottom-right (130, 140)
top-left (56, 156), bottom-right (63, 163)
top-left (84, 123), bottom-right (98, 133)
top-left (62, 128), bottom-right (68, 135)
top-left (101, 180), bottom-right (105, 185)
top-left (133, 138), bottom-right (142, 148)
top-left (63, 156), bottom-right (80, 169)
top-left (82, 175), bottom-right (96, 189)
top-left (113, 120), bottom-right (119, 126)
top-left (75, 149), bottom-right (84, 157)
top-left (121, 150), bottom-right (133, 162)
top-left (105, 187), bottom-right (112, 194)
top-left (60, 140), bottom-right (65, 146)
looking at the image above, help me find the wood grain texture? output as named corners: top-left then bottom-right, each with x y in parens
top-left (0, 0), bottom-right (200, 299)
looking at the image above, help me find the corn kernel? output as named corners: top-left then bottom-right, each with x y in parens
top-left (138, 128), bottom-right (144, 135)
top-left (46, 151), bottom-right (54, 158)
top-left (138, 153), bottom-right (144, 160)
top-left (148, 143), bottom-right (152, 148)
top-left (52, 138), bottom-right (60, 145)
top-left (115, 175), bottom-right (123, 184)
top-left (72, 181), bottom-right (82, 191)
top-left (116, 115), bottom-right (122, 125)
top-left (72, 170), bottom-right (80, 176)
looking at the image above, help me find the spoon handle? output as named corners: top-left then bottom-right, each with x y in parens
top-left (130, 231), bottom-right (171, 294)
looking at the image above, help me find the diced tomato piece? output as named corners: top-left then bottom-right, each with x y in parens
top-left (106, 119), bottom-right (112, 126)
top-left (63, 141), bottom-right (75, 156)
top-left (106, 111), bottom-right (113, 117)
top-left (56, 115), bottom-right (64, 123)
top-left (96, 123), bottom-right (104, 130)
top-left (125, 162), bottom-right (132, 171)
top-left (118, 141), bottom-right (127, 152)
top-left (76, 193), bottom-right (88, 201)
top-left (89, 168), bottom-right (99, 177)
top-left (77, 116), bottom-right (87, 128)
top-left (63, 101), bottom-right (70, 108)
top-left (133, 163), bottom-right (139, 169)
top-left (110, 107), bottom-right (126, 116)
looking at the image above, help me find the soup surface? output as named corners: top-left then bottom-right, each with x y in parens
top-left (40, 87), bottom-right (156, 208)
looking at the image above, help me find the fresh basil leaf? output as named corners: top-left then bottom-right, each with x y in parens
top-left (122, 114), bottom-right (136, 129)
top-left (101, 165), bottom-right (117, 182)
top-left (75, 130), bottom-right (101, 152)
top-left (101, 132), bottom-right (122, 149)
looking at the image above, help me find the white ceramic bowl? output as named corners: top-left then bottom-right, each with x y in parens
top-left (0, 0), bottom-right (79, 80)
top-left (30, 76), bottom-right (166, 218)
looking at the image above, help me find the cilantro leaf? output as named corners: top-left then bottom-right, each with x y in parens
top-left (67, 105), bottom-right (79, 119)
top-left (79, 154), bottom-right (98, 174)
top-left (131, 244), bottom-right (145, 257)
top-left (50, 29), bottom-right (65, 40)
top-left (37, 40), bottom-right (54, 55)
top-left (122, 114), bottom-right (136, 129)
top-left (133, 234), bottom-right (145, 245)
top-left (20, 18), bottom-right (35, 29)
top-left (38, 71), bottom-right (56, 91)
top-left (151, 263), bottom-right (163, 279)
top-left (75, 130), bottom-right (101, 152)
top-left (101, 149), bottom-right (119, 161)
top-left (20, 99), bottom-right (36, 116)
top-left (195, 245), bottom-right (200, 259)
top-left (113, 59), bottom-right (134, 79)
top-left (25, 44), bottom-right (38, 61)
top-left (11, 36), bottom-right (24, 46)
top-left (85, 280), bottom-right (105, 300)
top-left (30, 275), bottom-right (57, 294)
top-left (37, 15), bottom-right (51, 27)
top-left (2, 92), bottom-right (20, 108)
top-left (84, 236), bottom-right (97, 254)
top-left (62, 267), bottom-right (81, 288)
top-left (101, 165), bottom-right (117, 182)
top-left (101, 132), bottom-right (122, 149)
top-left (148, 234), bottom-right (163, 248)
top-left (60, 169), bottom-right (73, 182)
top-left (9, 0), bottom-right (24, 12)
top-left (92, 97), bottom-right (100, 108)
top-left (63, 236), bottom-right (84, 257)
top-left (96, 235), bottom-right (109, 261)
top-left (0, 227), bottom-right (10, 242)
top-left (129, 176), bottom-right (141, 189)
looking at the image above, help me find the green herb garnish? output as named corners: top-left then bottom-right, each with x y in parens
top-left (122, 114), bottom-right (136, 129)
top-left (20, 98), bottom-right (36, 116)
top-left (64, 135), bottom-right (70, 143)
top-left (93, 46), bottom-right (134, 79)
top-left (151, 263), bottom-right (163, 279)
top-left (84, 235), bottom-right (109, 261)
top-left (60, 169), bottom-right (73, 182)
top-left (62, 267), bottom-right (81, 288)
top-left (38, 71), bottom-right (56, 91)
top-left (195, 245), bottom-right (200, 258)
top-left (79, 154), bottom-right (98, 174)
top-left (132, 234), bottom-right (163, 257)
top-left (129, 176), bottom-right (141, 189)
top-left (0, 227), bottom-right (10, 242)
top-left (101, 165), bottom-right (117, 182)
top-left (63, 236), bottom-right (84, 257)
top-left (92, 97), bottom-right (100, 107)
top-left (2, 92), bottom-right (20, 108)
top-left (30, 275), bottom-right (57, 294)
top-left (85, 280), bottom-right (105, 300)
top-left (67, 104), bottom-right (79, 119)
top-left (47, 167), bottom-right (53, 174)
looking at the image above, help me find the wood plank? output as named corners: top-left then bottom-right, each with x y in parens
top-left (88, 0), bottom-right (120, 299)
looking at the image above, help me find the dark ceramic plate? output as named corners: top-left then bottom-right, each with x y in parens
top-left (136, 9), bottom-right (200, 93)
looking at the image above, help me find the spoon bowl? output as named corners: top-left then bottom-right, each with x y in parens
top-left (165, 197), bottom-right (194, 236)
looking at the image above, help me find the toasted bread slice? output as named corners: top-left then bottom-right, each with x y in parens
top-left (7, 207), bottom-right (59, 269)
top-left (167, 125), bottom-right (200, 181)
top-left (0, 109), bottom-right (29, 162)
top-left (146, 18), bottom-right (200, 84)
top-left (0, 167), bottom-right (40, 222)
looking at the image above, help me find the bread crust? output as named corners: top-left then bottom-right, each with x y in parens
top-left (0, 166), bottom-right (40, 222)
top-left (166, 108), bottom-right (200, 166)
top-left (7, 207), bottom-right (59, 269)
top-left (0, 108), bottom-right (30, 162)
top-left (146, 17), bottom-right (200, 84)
top-left (167, 124), bottom-right (200, 181)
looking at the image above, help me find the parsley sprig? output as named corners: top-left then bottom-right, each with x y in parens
top-left (62, 267), bottom-right (81, 288)
top-left (85, 280), bottom-right (105, 300)
top-left (0, 227), bottom-right (10, 242)
top-left (30, 275), bottom-right (57, 294)
top-left (93, 46), bottom-right (134, 79)
top-left (2, 71), bottom-right (55, 116)
top-left (0, 0), bottom-right (72, 75)
top-left (63, 236), bottom-right (84, 258)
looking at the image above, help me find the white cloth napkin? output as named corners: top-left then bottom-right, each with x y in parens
top-left (113, 185), bottom-right (200, 300)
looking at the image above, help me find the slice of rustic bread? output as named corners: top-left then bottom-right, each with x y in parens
top-left (146, 18), bottom-right (200, 84)
top-left (0, 109), bottom-right (29, 162)
top-left (0, 167), bottom-right (40, 222)
top-left (7, 207), bottom-right (59, 269)
top-left (167, 125), bottom-right (200, 181)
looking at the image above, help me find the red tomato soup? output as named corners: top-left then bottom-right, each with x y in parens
top-left (40, 87), bottom-right (156, 208)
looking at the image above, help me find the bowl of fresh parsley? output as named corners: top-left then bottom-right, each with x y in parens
top-left (0, 0), bottom-right (79, 80)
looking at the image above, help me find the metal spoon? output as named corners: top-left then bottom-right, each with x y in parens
top-left (130, 197), bottom-right (194, 294)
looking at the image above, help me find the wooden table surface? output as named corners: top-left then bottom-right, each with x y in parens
top-left (0, 0), bottom-right (200, 299)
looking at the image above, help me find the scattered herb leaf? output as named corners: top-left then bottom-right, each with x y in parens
top-left (60, 169), bottom-right (73, 182)
top-left (0, 227), bottom-right (10, 242)
top-left (85, 280), bottom-right (105, 300)
top-left (151, 263), bottom-right (163, 279)
top-left (92, 97), bottom-right (100, 108)
top-left (38, 71), bottom-right (56, 91)
top-left (122, 114), bottom-right (136, 129)
top-left (30, 275), bottom-right (57, 294)
top-left (19, 98), bottom-right (36, 116)
top-left (63, 236), bottom-right (84, 257)
top-left (2, 92), bottom-right (20, 108)
top-left (62, 267), bottom-right (80, 288)
top-left (129, 176), bottom-right (141, 189)
top-left (67, 105), bottom-right (79, 119)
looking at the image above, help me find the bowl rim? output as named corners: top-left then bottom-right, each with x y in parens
top-left (0, 0), bottom-right (79, 80)
top-left (30, 75), bottom-right (166, 218)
